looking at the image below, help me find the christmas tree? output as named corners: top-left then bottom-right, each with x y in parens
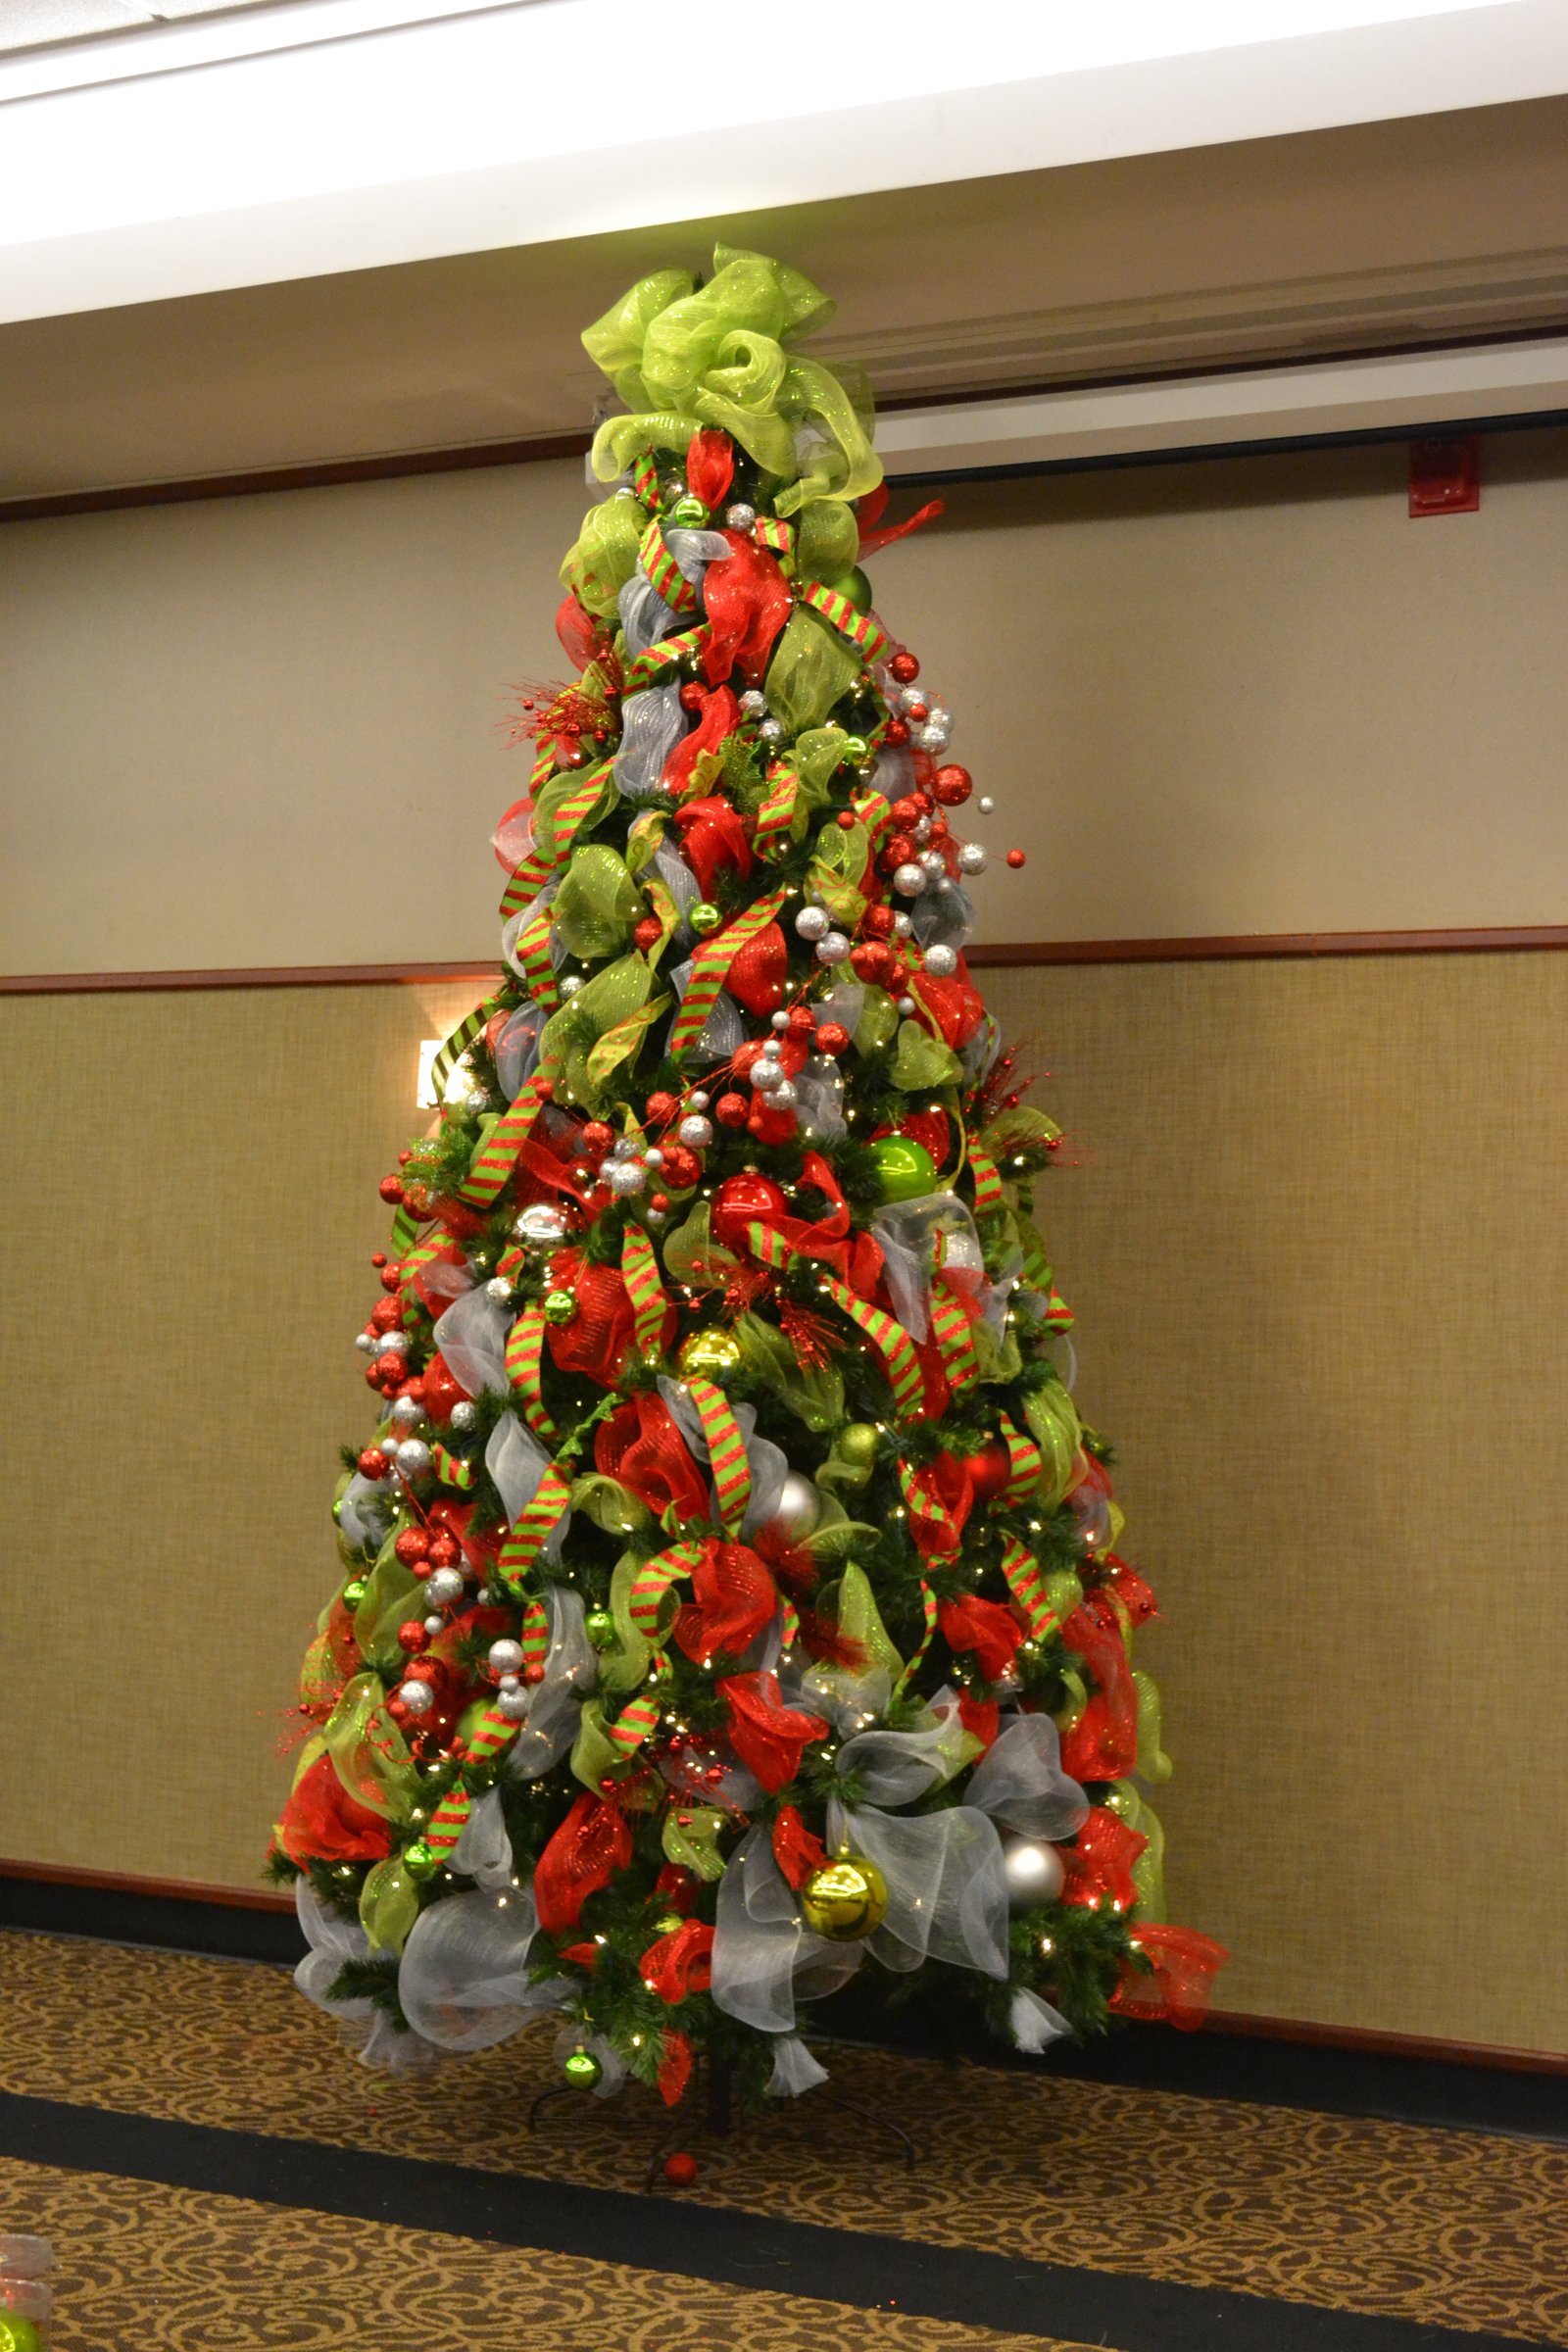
top-left (275, 247), bottom-right (1226, 2104)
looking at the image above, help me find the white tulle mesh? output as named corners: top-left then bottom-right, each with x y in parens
top-left (434, 1288), bottom-right (511, 1398)
top-left (712, 1827), bottom-right (832, 2033)
top-left (493, 1004), bottom-right (545, 1101)
top-left (794, 1659), bottom-right (893, 1737)
top-left (794, 1055), bottom-right (847, 1143)
top-left (505, 1585), bottom-right (596, 1779)
top-left (871, 1195), bottom-right (986, 1346)
top-left (336, 1473), bottom-right (393, 1551)
top-left (399, 1885), bottom-right (568, 2052)
top-left (813, 978), bottom-right (865, 1037)
top-left (652, 840), bottom-right (702, 939)
top-left (663, 525), bottom-right (731, 588)
top-left (618, 570), bottom-right (683, 661)
top-left (662, 958), bottom-right (746, 1062)
top-left (614, 682), bottom-right (685, 801)
top-left (485, 1413), bottom-right (557, 1527)
top-left (738, 1430), bottom-right (791, 1543)
top-left (1009, 1987), bottom-right (1073, 2053)
top-left (961, 1011), bottom-right (1003, 1086)
top-left (833, 1689), bottom-right (973, 1805)
top-left (869, 742), bottom-right (913, 801)
top-left (767, 2034), bottom-right (831, 2096)
top-left (449, 1788), bottom-right (515, 1889)
top-left (359, 2010), bottom-right (441, 2074)
top-left (829, 1800), bottom-right (1008, 1980)
top-left (492, 800), bottom-right (535, 872)
top-left (501, 883), bottom-right (564, 982)
top-left (294, 1882), bottom-right (444, 2074)
top-left (416, 1255), bottom-right (471, 1313)
top-left (910, 880), bottom-right (974, 953)
top-left (965, 1712), bottom-right (1090, 1841)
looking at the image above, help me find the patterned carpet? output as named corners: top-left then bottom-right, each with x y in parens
top-left (2, 1930), bottom-right (1564, 2349)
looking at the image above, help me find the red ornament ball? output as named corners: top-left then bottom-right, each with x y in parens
top-left (1006, 849), bottom-right (1027, 869)
top-left (659, 1145), bottom-right (701, 1190)
top-left (649, 1191), bottom-right (670, 1214)
top-left (524, 1662), bottom-right (548, 1685)
top-left (370, 1297), bottom-right (402, 1333)
top-left (889, 651), bottom-right (920, 684)
top-left (378, 1176), bottom-right (405, 1204)
top-left (883, 717), bottom-right (910, 746)
top-left (851, 941), bottom-right (896, 987)
top-left (711, 1171), bottom-right (788, 1250)
top-left (932, 763), bottom-right (973, 807)
top-left (378, 1263), bottom-right (403, 1293)
top-left (534, 1077), bottom-right (555, 1102)
top-left (862, 904), bottom-right (896, 940)
top-left (814, 1023), bottom-right (850, 1056)
top-left (581, 1120), bottom-right (614, 1158)
top-left (966, 1440), bottom-right (1013, 1501)
top-left (645, 1091), bottom-right (679, 1126)
top-left (368, 1355), bottom-right (406, 1392)
top-left (398, 1150), bottom-right (414, 1167)
top-left (890, 797), bottom-right (921, 827)
top-left (357, 1447), bottom-right (390, 1481)
top-left (397, 1619), bottom-right (428, 1653)
top-left (882, 832), bottom-right (916, 869)
top-left (370, 1252), bottom-right (388, 1269)
top-left (663, 2152), bottom-right (700, 2187)
top-left (836, 808), bottom-right (857, 829)
top-left (787, 1003), bottom-right (817, 1037)
top-left (714, 1091), bottom-right (750, 1128)
top-left (427, 1534), bottom-right (461, 1569)
top-left (395, 1528), bottom-right (431, 1566)
top-left (634, 916), bottom-right (662, 952)
top-left (678, 681), bottom-right (706, 710)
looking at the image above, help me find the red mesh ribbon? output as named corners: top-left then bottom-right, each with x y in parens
top-left (913, 965), bottom-right (986, 1050)
top-left (1061, 1805), bottom-right (1147, 1912)
top-left (1103, 1556), bottom-right (1159, 1627)
top-left (639, 1919), bottom-right (715, 2002)
top-left (912, 1336), bottom-right (951, 1422)
top-left (1111, 1924), bottom-right (1229, 2030)
top-left (956, 1688), bottom-right (1000, 1752)
top-left (856, 483), bottom-right (947, 561)
top-left (674, 1539), bottom-right (777, 1664)
top-left (276, 1753), bottom-right (392, 1868)
top-left (939, 1592), bottom-right (1023, 1681)
top-left (532, 1793), bottom-right (632, 1934)
top-left (673, 794), bottom-right (752, 899)
top-left (735, 1150), bottom-right (882, 1296)
top-left (556, 592), bottom-right (603, 673)
top-left (513, 1106), bottom-right (594, 1215)
top-left (686, 428), bottom-right (735, 513)
top-left (1058, 1598), bottom-right (1139, 1781)
top-left (771, 1804), bottom-right (827, 1889)
top-left (663, 684), bottom-right (741, 799)
top-left (545, 1250), bottom-right (637, 1382)
top-left (716, 1672), bottom-right (829, 1793)
top-left (595, 1393), bottom-right (709, 1525)
top-left (723, 919), bottom-right (787, 1015)
top-left (659, 2028), bottom-right (695, 2106)
top-left (419, 1353), bottom-right (468, 1424)
top-left (701, 531), bottom-right (793, 688)
top-left (869, 1107), bottom-right (950, 1172)
top-left (905, 1453), bottom-right (975, 1563)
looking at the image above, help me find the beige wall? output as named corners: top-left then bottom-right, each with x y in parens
top-left (5, 430), bottom-right (1568, 979)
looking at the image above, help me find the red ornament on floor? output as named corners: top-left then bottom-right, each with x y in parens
top-left (663, 2151), bottom-right (699, 2186)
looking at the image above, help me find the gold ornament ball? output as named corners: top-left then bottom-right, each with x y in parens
top-left (542, 1288), bottom-right (579, 1327)
top-left (837, 1422), bottom-right (880, 1470)
top-left (800, 1850), bottom-right (889, 1941)
top-left (563, 2047), bottom-right (603, 2089)
top-left (689, 901), bottom-right (723, 936)
top-left (403, 1839), bottom-right (439, 1882)
top-left (680, 1327), bottom-right (744, 1380)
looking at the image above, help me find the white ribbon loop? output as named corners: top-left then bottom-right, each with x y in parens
top-left (966, 1712), bottom-right (1090, 1842)
top-left (434, 1287), bottom-right (512, 1398)
top-left (506, 1585), bottom-right (596, 1780)
top-left (398, 1884), bottom-right (569, 2051)
top-left (828, 1799), bottom-right (1009, 1981)
top-left (832, 1687), bottom-right (972, 1806)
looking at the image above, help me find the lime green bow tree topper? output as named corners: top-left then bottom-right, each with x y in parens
top-left (273, 247), bottom-right (1225, 2106)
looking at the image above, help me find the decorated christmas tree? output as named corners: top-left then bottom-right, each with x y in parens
top-left (274, 247), bottom-right (1226, 2106)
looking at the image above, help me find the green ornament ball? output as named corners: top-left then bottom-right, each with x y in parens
top-left (542, 1288), bottom-right (578, 1327)
top-left (584, 1607), bottom-right (616, 1650)
top-left (838, 1421), bottom-right (880, 1469)
top-left (666, 494), bottom-right (710, 527)
top-left (403, 1839), bottom-right (439, 1882)
top-left (0, 2319), bottom-right (44, 2352)
top-left (341, 1578), bottom-right (367, 1610)
top-left (689, 901), bottom-right (723, 936)
top-left (838, 733), bottom-right (868, 765)
top-left (331, 1497), bottom-right (344, 1524)
top-left (825, 564), bottom-right (873, 614)
top-left (563, 2047), bottom-right (603, 2090)
top-left (869, 1136), bottom-right (938, 1201)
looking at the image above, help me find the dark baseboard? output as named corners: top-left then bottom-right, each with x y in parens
top-left (4, 1863), bottom-right (1563, 2140)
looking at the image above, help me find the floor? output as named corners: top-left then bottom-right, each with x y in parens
top-left (1, 1930), bottom-right (1564, 2350)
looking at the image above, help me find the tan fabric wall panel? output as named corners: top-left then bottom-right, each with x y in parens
top-left (4, 956), bottom-right (1565, 2051)
top-left (5, 430), bottom-right (1568, 979)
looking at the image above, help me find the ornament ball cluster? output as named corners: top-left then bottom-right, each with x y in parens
top-left (278, 245), bottom-right (1225, 2112)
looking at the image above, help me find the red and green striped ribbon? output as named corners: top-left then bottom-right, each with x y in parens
top-left (1001, 1536), bottom-right (1058, 1642)
top-left (457, 1073), bottom-right (548, 1208)
top-left (496, 749), bottom-right (558, 918)
top-left (929, 1281), bottom-right (979, 1391)
top-left (683, 1374), bottom-right (752, 1533)
top-left (668, 887), bottom-right (787, 1056)
top-left (800, 579), bottom-right (888, 664)
top-left (892, 1582), bottom-right (938, 1702)
top-left (851, 787), bottom-right (894, 855)
top-left (746, 1222), bottom-right (924, 1414)
top-left (500, 761), bottom-right (612, 922)
top-left (640, 518), bottom-right (700, 614)
top-left (520, 1596), bottom-right (550, 1674)
top-left (505, 1300), bottom-right (557, 1441)
top-left (464, 1703), bottom-right (519, 1767)
top-left (631, 455), bottom-right (660, 506)
top-left (628, 1538), bottom-right (706, 1642)
top-left (625, 625), bottom-right (707, 695)
top-left (423, 1784), bottom-right (471, 1861)
top-left (998, 1412), bottom-right (1045, 1502)
top-left (430, 992), bottom-right (506, 1101)
top-left (1044, 1286), bottom-right (1075, 1333)
top-left (751, 762), bottom-right (799, 859)
top-left (510, 905), bottom-right (559, 1014)
top-left (430, 1443), bottom-right (475, 1491)
top-left (396, 1231), bottom-right (451, 1308)
top-left (387, 1201), bottom-right (424, 1255)
top-left (966, 1143), bottom-right (1005, 1216)
top-left (620, 1225), bottom-right (667, 1362)
top-left (754, 516), bottom-right (793, 558)
top-left (497, 1459), bottom-right (572, 1593)
top-left (900, 1457), bottom-right (960, 1552)
top-left (606, 1690), bottom-right (663, 1759)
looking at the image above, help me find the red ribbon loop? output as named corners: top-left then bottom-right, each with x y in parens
top-left (701, 532), bottom-right (793, 688)
top-left (533, 1792), bottom-right (632, 1934)
top-left (716, 1671), bottom-right (829, 1793)
top-left (686, 427), bottom-right (735, 513)
top-left (672, 793), bottom-right (753, 898)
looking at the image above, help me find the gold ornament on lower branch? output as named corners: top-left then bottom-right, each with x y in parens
top-left (799, 1849), bottom-right (889, 1941)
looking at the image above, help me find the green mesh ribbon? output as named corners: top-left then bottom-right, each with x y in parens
top-left (540, 952), bottom-right (654, 1113)
top-left (733, 1312), bottom-right (844, 1430)
top-left (766, 606), bottom-right (860, 736)
top-left (1021, 1381), bottom-right (1082, 1505)
top-left (889, 1019), bottom-right (961, 1093)
top-left (322, 1672), bottom-right (420, 1822)
top-left (561, 492), bottom-right (646, 615)
top-left (359, 1855), bottom-right (420, 1955)
top-left (553, 843), bottom-right (645, 961)
top-left (581, 246), bottom-right (880, 517)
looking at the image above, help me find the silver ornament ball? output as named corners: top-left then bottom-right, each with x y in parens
top-left (394, 1438), bottom-right (433, 1478)
top-left (355, 1332), bottom-right (375, 1354)
top-left (893, 862), bottom-right (928, 897)
top-left (752, 1056), bottom-right (785, 1094)
top-left (515, 1204), bottom-right (567, 1246)
top-left (449, 1401), bottom-right (479, 1433)
top-left (815, 931), bottom-right (852, 965)
top-left (388, 1396), bottom-right (427, 1431)
top-left (372, 1331), bottom-right (409, 1358)
top-left (487, 1639), bottom-right (525, 1679)
top-left (559, 973), bottom-right (584, 999)
top-left (1002, 1835), bottom-right (1066, 1911)
top-left (678, 1115), bottom-right (713, 1149)
top-left (897, 996), bottom-right (917, 1016)
top-left (738, 688), bottom-right (767, 715)
top-left (769, 1078), bottom-right (798, 1108)
top-left (485, 1276), bottom-right (514, 1304)
top-left (399, 1678), bottom-right (435, 1717)
top-left (465, 1089), bottom-right (491, 1116)
top-left (958, 843), bottom-right (987, 874)
top-left (978, 795), bottom-right (995, 813)
top-left (922, 945), bottom-right (958, 979)
top-left (726, 503), bottom-right (759, 531)
top-left (769, 1471), bottom-right (822, 1544)
top-left (423, 1613), bottom-right (444, 1636)
top-left (759, 716), bottom-right (784, 743)
top-left (497, 1684), bottom-right (530, 1720)
top-left (425, 1565), bottom-right (465, 1606)
top-left (795, 905), bottom-right (830, 942)
top-left (605, 1158), bottom-right (647, 1198)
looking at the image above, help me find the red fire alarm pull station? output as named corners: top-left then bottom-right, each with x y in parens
top-left (1409, 435), bottom-right (1481, 516)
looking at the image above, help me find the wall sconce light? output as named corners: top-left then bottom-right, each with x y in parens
top-left (416, 1039), bottom-right (444, 1109)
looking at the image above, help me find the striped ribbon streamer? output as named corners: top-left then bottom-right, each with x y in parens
top-left (606, 1690), bottom-right (663, 1759)
top-left (892, 1582), bottom-right (938, 1702)
top-left (631, 455), bottom-right (660, 506)
top-left (457, 1073), bottom-right (548, 1209)
top-left (423, 1784), bottom-right (471, 1861)
top-left (966, 1143), bottom-right (1006, 1215)
top-left (505, 1302), bottom-right (557, 1441)
top-left (619, 1225), bottom-right (668, 1362)
top-left (628, 1539), bottom-right (707, 1642)
top-left (1045, 1287), bottom-right (1075, 1332)
top-left (499, 762), bottom-right (612, 922)
top-left (683, 1375), bottom-right (752, 1532)
top-left (429, 1443), bottom-right (475, 1492)
top-left (387, 1201), bottom-right (424, 1255)
top-left (395, 1231), bottom-right (451, 1306)
top-left (509, 905), bottom-right (559, 1015)
top-left (899, 1457), bottom-right (959, 1555)
top-left (998, 1412), bottom-right (1045, 1502)
top-left (464, 1702), bottom-right (520, 1768)
top-left (624, 625), bottom-right (707, 695)
top-left (430, 992), bottom-right (506, 1102)
top-left (497, 1460), bottom-right (573, 1592)
top-left (520, 1597), bottom-right (550, 1674)
top-left (746, 1222), bottom-right (924, 1415)
top-left (639, 518), bottom-right (700, 614)
top-left (799, 580), bottom-right (889, 665)
top-left (929, 1282), bottom-right (980, 1391)
top-left (851, 787), bottom-right (894, 855)
top-left (754, 516), bottom-right (793, 558)
top-left (751, 762), bottom-right (799, 859)
top-left (495, 748), bottom-right (560, 918)
top-left (780, 1596), bottom-right (800, 1652)
top-left (1001, 1536), bottom-right (1059, 1642)
top-left (668, 888), bottom-right (787, 1056)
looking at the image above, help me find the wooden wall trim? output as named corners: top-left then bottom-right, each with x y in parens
top-left (4, 1859), bottom-right (1563, 2072)
top-left (7, 927), bottom-right (1568, 997)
